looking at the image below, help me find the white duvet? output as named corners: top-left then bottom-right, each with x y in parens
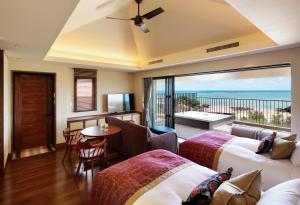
top-left (133, 164), bottom-right (216, 205)
top-left (218, 137), bottom-right (300, 190)
top-left (131, 160), bottom-right (300, 205)
top-left (130, 139), bottom-right (300, 205)
top-left (130, 137), bottom-right (300, 204)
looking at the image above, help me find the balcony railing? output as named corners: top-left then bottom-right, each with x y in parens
top-left (154, 92), bottom-right (291, 128)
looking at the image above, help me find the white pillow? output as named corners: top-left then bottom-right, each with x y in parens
top-left (257, 179), bottom-right (300, 205)
top-left (291, 141), bottom-right (300, 166)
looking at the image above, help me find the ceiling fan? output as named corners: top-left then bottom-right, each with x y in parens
top-left (106, 0), bottom-right (164, 33)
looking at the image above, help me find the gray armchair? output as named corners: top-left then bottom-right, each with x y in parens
top-left (105, 116), bottom-right (178, 158)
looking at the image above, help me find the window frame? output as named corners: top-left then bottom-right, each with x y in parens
top-left (74, 76), bottom-right (97, 112)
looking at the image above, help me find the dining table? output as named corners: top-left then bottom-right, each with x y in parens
top-left (81, 125), bottom-right (121, 139)
top-left (81, 125), bottom-right (122, 160)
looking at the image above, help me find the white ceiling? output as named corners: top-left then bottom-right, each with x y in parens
top-left (49, 9), bottom-right (139, 67)
top-left (1, 0), bottom-right (300, 71)
top-left (0, 0), bottom-right (79, 59)
top-left (47, 0), bottom-right (265, 69)
top-left (129, 0), bottom-right (260, 60)
top-left (226, 0), bottom-right (300, 45)
top-left (61, 0), bottom-right (132, 33)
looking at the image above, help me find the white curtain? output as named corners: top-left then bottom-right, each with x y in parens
top-left (143, 78), bottom-right (153, 127)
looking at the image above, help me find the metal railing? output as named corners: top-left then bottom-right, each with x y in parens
top-left (154, 92), bottom-right (291, 128)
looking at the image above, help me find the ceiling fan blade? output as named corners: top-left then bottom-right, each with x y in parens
top-left (106, 17), bottom-right (133, 21)
top-left (139, 22), bottom-right (150, 33)
top-left (142, 7), bottom-right (164, 20)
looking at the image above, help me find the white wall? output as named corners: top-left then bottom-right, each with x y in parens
top-left (134, 47), bottom-right (300, 138)
top-left (3, 52), bottom-right (10, 166)
top-left (6, 58), bottom-right (134, 155)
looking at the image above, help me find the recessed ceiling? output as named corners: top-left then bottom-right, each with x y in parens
top-left (61, 0), bottom-right (132, 33)
top-left (47, 0), bottom-right (273, 70)
top-left (129, 0), bottom-right (260, 59)
top-left (49, 10), bottom-right (139, 67)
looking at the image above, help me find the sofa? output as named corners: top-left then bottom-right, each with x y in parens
top-left (105, 116), bottom-right (178, 158)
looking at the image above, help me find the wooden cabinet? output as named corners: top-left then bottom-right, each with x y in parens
top-left (67, 111), bottom-right (142, 130)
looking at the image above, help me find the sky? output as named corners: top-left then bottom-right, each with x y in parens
top-left (174, 76), bottom-right (291, 91)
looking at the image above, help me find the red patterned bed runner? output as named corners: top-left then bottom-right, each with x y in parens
top-left (91, 149), bottom-right (190, 205)
top-left (179, 132), bottom-right (233, 170)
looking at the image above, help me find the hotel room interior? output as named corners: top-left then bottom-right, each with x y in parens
top-left (1, 0), bottom-right (300, 204)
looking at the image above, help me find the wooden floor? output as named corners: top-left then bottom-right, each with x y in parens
top-left (0, 147), bottom-right (106, 205)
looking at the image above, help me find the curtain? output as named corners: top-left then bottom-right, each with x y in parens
top-left (143, 78), bottom-right (153, 127)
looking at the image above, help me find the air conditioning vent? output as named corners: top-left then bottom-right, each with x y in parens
top-left (148, 59), bottom-right (163, 65)
top-left (206, 42), bottom-right (239, 53)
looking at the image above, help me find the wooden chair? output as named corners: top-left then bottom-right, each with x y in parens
top-left (62, 128), bottom-right (83, 163)
top-left (76, 138), bottom-right (107, 178)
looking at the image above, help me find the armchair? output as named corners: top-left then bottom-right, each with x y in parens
top-left (105, 116), bottom-right (178, 158)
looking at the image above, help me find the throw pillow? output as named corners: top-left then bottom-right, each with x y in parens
top-left (278, 133), bottom-right (297, 141)
top-left (259, 130), bottom-right (297, 141)
top-left (211, 170), bottom-right (262, 205)
top-left (271, 139), bottom-right (296, 159)
top-left (231, 125), bottom-right (261, 139)
top-left (256, 179), bottom-right (300, 205)
top-left (182, 167), bottom-right (233, 205)
top-left (291, 141), bottom-right (300, 166)
top-left (256, 132), bottom-right (276, 154)
top-left (146, 127), bottom-right (157, 138)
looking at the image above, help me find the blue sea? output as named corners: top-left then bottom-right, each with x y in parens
top-left (175, 90), bottom-right (291, 101)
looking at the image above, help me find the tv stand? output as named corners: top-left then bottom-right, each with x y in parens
top-left (67, 111), bottom-right (142, 130)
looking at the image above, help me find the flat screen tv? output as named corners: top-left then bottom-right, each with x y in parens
top-left (107, 93), bottom-right (135, 113)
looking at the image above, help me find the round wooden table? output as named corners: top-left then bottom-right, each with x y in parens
top-left (81, 125), bottom-right (121, 138)
top-left (81, 125), bottom-right (122, 162)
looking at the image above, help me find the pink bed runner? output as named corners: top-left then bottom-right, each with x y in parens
top-left (91, 149), bottom-right (191, 205)
top-left (179, 132), bottom-right (233, 170)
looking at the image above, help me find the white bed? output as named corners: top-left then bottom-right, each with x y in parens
top-left (134, 164), bottom-right (215, 205)
top-left (218, 137), bottom-right (300, 190)
top-left (92, 150), bottom-right (300, 205)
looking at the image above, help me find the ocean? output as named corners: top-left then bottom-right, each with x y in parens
top-left (175, 90), bottom-right (291, 101)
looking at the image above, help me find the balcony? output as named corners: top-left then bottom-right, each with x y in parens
top-left (154, 92), bottom-right (291, 139)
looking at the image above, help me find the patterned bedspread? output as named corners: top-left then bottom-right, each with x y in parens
top-left (91, 149), bottom-right (191, 205)
top-left (179, 132), bottom-right (233, 170)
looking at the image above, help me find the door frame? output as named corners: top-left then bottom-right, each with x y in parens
top-left (12, 71), bottom-right (56, 152)
top-left (0, 51), bottom-right (4, 176)
top-left (151, 76), bottom-right (175, 128)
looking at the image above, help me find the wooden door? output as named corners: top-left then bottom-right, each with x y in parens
top-left (13, 73), bottom-right (54, 151)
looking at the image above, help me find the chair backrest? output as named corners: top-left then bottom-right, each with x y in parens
top-left (77, 139), bottom-right (107, 159)
top-left (105, 116), bottom-right (148, 158)
top-left (63, 128), bottom-right (83, 145)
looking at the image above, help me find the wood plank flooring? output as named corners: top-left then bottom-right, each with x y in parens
top-left (0, 147), bottom-right (104, 205)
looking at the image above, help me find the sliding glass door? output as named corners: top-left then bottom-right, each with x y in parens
top-left (151, 77), bottom-right (175, 128)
